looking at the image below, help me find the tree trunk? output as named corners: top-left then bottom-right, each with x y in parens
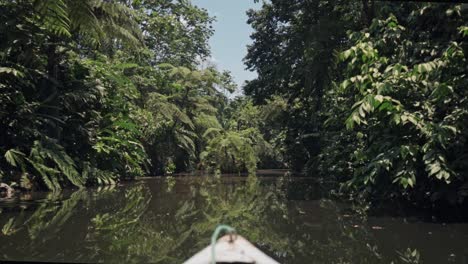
top-left (42, 40), bottom-right (61, 139)
top-left (361, 0), bottom-right (375, 26)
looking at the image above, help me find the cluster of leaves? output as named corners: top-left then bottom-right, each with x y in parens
top-left (135, 63), bottom-right (238, 175)
top-left (245, 1), bottom-right (468, 206)
top-left (0, 0), bottom-right (146, 190)
top-left (133, 0), bottom-right (215, 66)
top-left (200, 97), bottom-right (284, 175)
top-left (334, 5), bottom-right (468, 204)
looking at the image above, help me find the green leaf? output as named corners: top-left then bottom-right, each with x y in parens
top-left (4, 149), bottom-right (26, 168)
top-left (0, 67), bottom-right (25, 77)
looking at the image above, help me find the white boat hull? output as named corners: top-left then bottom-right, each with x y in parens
top-left (183, 235), bottom-right (280, 264)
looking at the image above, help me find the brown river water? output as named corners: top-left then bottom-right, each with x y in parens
top-left (1, 174), bottom-right (467, 263)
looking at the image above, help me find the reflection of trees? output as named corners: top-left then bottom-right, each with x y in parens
top-left (0, 178), bottom-right (422, 263)
top-left (28, 190), bottom-right (87, 240)
top-left (84, 177), bottom-right (294, 263)
top-left (0, 189), bottom-right (90, 261)
top-left (86, 177), bottom-right (396, 264)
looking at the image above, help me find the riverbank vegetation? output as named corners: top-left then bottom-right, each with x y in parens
top-left (0, 0), bottom-right (269, 191)
top-left (1, 0), bottom-right (467, 209)
top-left (245, 1), bottom-right (468, 207)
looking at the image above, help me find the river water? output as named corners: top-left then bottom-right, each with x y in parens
top-left (1, 175), bottom-right (467, 263)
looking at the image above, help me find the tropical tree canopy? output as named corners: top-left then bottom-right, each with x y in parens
top-left (244, 1), bottom-right (468, 206)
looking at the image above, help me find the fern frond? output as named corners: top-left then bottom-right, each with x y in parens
top-left (27, 157), bottom-right (60, 191)
top-left (0, 67), bottom-right (25, 78)
top-left (91, 0), bottom-right (143, 46)
top-left (202, 127), bottom-right (222, 138)
top-left (34, 0), bottom-right (71, 37)
top-left (38, 140), bottom-right (85, 187)
top-left (193, 97), bottom-right (217, 114)
top-left (27, 139), bottom-right (86, 190)
top-left (194, 113), bottom-right (221, 131)
top-left (102, 21), bottom-right (141, 46)
top-left (4, 149), bottom-right (26, 168)
top-left (173, 109), bottom-right (194, 129)
top-left (175, 133), bottom-right (196, 155)
top-left (67, 0), bottom-right (102, 45)
top-left (82, 162), bottom-right (117, 186)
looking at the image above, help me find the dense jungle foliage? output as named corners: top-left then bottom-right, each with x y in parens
top-left (1, 0), bottom-right (467, 209)
top-left (245, 1), bottom-right (468, 207)
top-left (0, 0), bottom-right (271, 191)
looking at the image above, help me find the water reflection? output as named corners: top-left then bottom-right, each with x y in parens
top-left (1, 176), bottom-right (468, 263)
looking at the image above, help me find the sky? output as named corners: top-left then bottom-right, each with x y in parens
top-left (191, 0), bottom-right (260, 93)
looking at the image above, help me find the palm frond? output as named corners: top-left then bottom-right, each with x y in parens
top-left (27, 139), bottom-right (86, 190)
